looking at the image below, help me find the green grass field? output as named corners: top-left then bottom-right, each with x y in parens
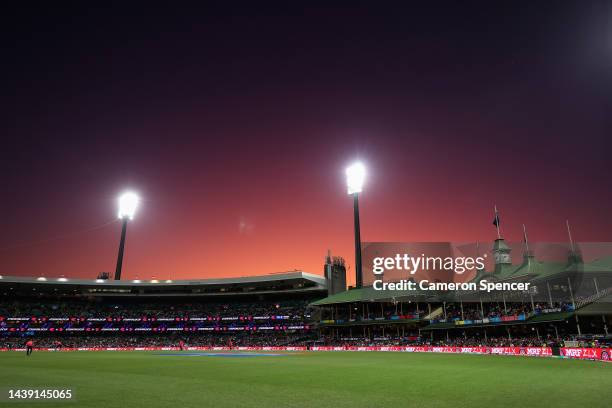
top-left (1, 351), bottom-right (610, 408)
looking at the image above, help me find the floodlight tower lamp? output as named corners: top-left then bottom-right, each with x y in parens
top-left (346, 162), bottom-right (366, 195)
top-left (114, 191), bottom-right (140, 280)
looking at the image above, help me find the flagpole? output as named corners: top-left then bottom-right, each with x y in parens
top-left (566, 220), bottom-right (575, 254)
top-left (494, 205), bottom-right (501, 239)
top-left (523, 224), bottom-right (531, 271)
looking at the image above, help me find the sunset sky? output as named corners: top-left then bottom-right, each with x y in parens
top-left (1, 2), bottom-right (610, 284)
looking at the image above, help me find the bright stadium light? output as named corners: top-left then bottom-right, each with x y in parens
top-left (114, 191), bottom-right (141, 281)
top-left (346, 162), bottom-right (366, 195)
top-left (118, 192), bottom-right (140, 220)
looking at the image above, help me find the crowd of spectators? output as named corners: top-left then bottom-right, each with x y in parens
top-left (443, 303), bottom-right (532, 321)
top-left (2, 333), bottom-right (607, 350)
top-left (0, 299), bottom-right (311, 319)
top-left (319, 335), bottom-right (569, 348)
top-left (324, 301), bottom-right (575, 323)
top-left (0, 298), bottom-right (599, 351)
top-left (430, 336), bottom-right (556, 347)
top-left (441, 302), bottom-right (572, 321)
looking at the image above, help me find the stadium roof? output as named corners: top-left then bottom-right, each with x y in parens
top-left (311, 246), bottom-right (612, 306)
top-left (310, 286), bottom-right (432, 306)
top-left (0, 271), bottom-right (325, 286)
top-left (0, 271), bottom-right (327, 298)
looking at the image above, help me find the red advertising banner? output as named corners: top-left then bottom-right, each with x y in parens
top-left (0, 346), bottom-right (307, 352)
top-left (560, 347), bottom-right (611, 361)
top-left (309, 346), bottom-right (549, 355)
top-left (489, 347), bottom-right (552, 356)
top-left (0, 346), bottom-right (609, 361)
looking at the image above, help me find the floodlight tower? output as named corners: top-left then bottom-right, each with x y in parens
top-left (114, 192), bottom-right (139, 280)
top-left (346, 162), bottom-right (366, 288)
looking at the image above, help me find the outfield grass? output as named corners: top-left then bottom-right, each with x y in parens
top-left (0, 351), bottom-right (610, 408)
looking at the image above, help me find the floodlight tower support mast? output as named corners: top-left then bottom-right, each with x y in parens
top-left (114, 218), bottom-right (128, 280)
top-left (353, 192), bottom-right (363, 288)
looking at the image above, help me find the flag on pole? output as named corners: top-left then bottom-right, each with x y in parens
top-left (492, 208), bottom-right (500, 227)
top-left (493, 206), bottom-right (501, 239)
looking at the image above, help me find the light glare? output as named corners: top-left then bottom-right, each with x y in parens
top-left (118, 192), bottom-right (140, 220)
top-left (346, 162), bottom-right (366, 194)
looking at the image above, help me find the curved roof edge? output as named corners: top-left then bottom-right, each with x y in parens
top-left (0, 271), bottom-right (326, 288)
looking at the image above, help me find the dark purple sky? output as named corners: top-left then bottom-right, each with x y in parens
top-left (1, 1), bottom-right (611, 282)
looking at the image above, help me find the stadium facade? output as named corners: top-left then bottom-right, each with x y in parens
top-left (310, 237), bottom-right (612, 350)
top-left (0, 271), bottom-right (326, 349)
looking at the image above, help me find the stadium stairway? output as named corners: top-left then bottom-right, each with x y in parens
top-left (423, 306), bottom-right (444, 321)
top-left (575, 286), bottom-right (612, 310)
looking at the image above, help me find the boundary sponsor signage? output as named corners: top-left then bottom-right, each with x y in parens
top-left (0, 346), bottom-right (609, 361)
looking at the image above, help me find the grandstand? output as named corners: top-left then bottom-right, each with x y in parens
top-left (0, 271), bottom-right (326, 349)
top-left (1, 242), bottom-right (611, 359)
top-left (310, 238), bottom-right (612, 353)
